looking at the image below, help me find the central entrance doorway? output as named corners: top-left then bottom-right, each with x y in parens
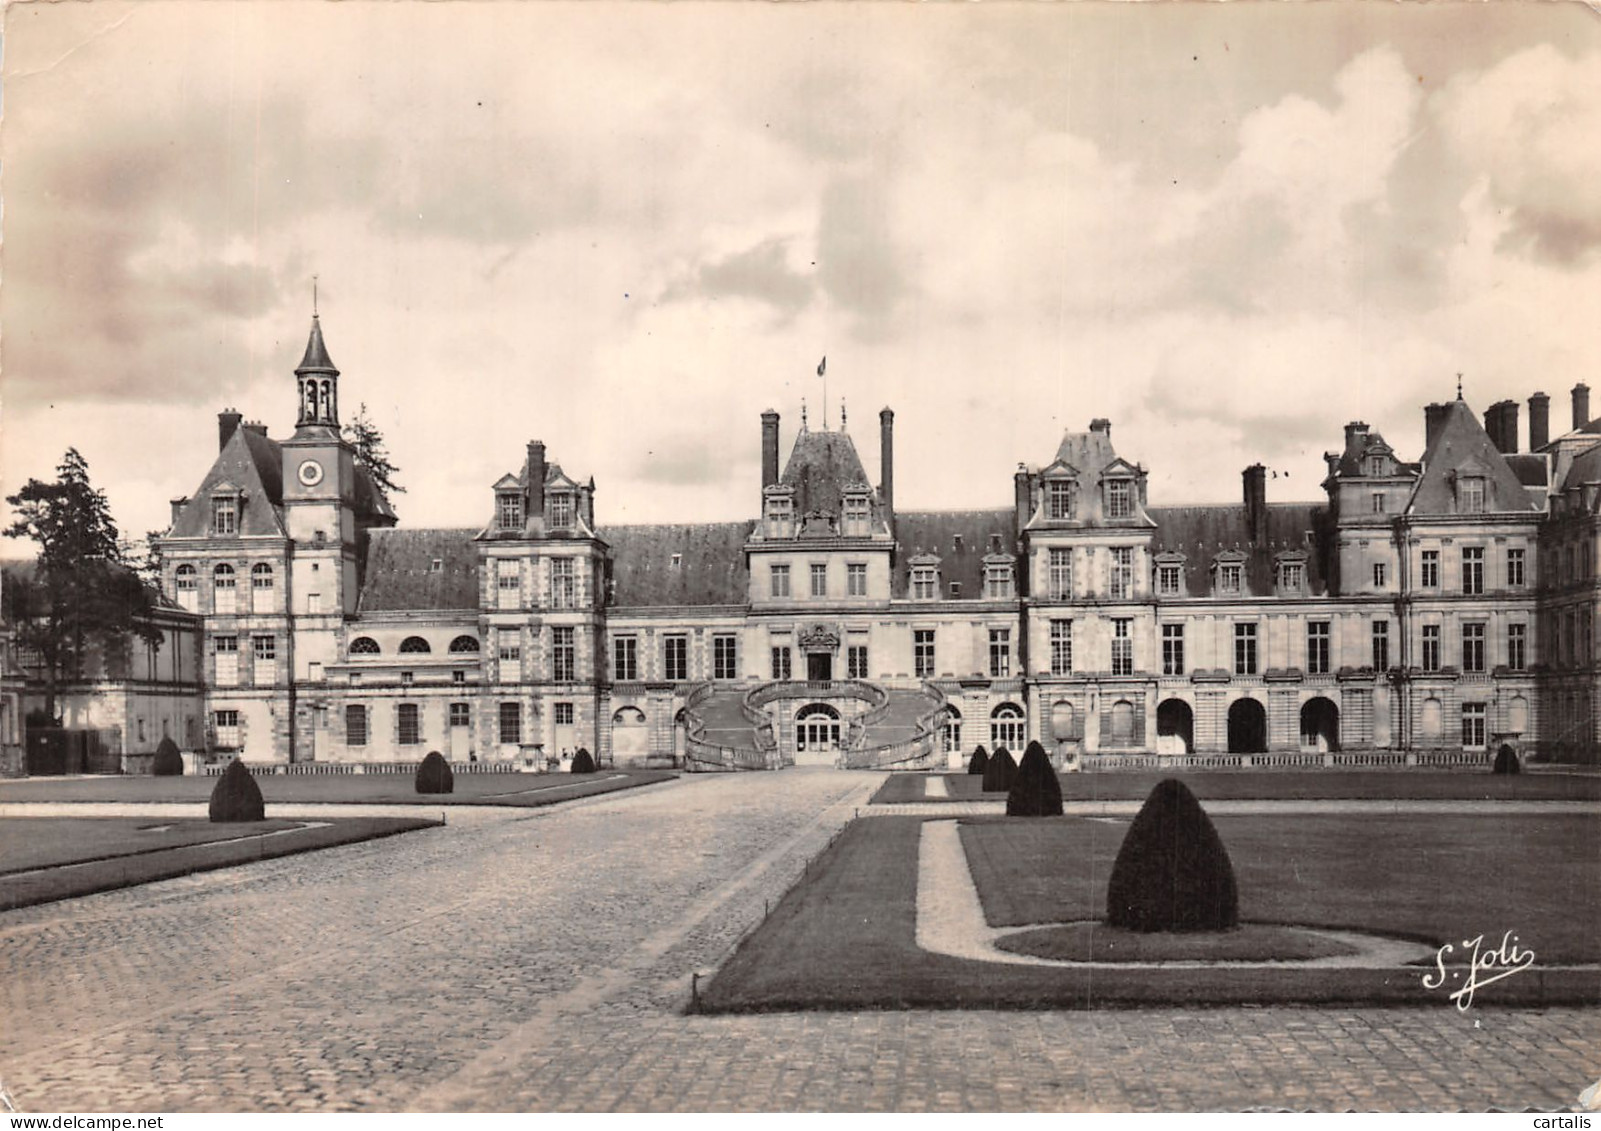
top-left (807, 652), bottom-right (833, 682)
top-left (795, 703), bottom-right (842, 765)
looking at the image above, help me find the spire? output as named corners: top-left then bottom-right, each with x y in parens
top-left (294, 308), bottom-right (340, 428)
top-left (297, 315), bottom-right (338, 376)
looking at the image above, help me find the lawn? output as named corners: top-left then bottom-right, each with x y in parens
top-left (0, 769), bottom-right (677, 807)
top-left (869, 769), bottom-right (1601, 805)
top-left (0, 816), bottom-right (440, 911)
top-left (698, 812), bottom-right (1600, 1013)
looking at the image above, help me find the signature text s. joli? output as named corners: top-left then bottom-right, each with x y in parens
top-left (1421, 931), bottom-right (1535, 1009)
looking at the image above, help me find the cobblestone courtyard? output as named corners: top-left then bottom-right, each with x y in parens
top-left (1, 771), bottom-right (1594, 1112)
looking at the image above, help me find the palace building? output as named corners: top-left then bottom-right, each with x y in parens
top-left (136, 317), bottom-right (1599, 770)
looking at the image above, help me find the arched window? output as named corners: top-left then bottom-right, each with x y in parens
top-left (448, 635), bottom-right (481, 654)
top-left (213, 564), bottom-right (236, 613)
top-left (941, 706), bottom-right (963, 753)
top-left (251, 563), bottom-right (274, 613)
top-left (1050, 700), bottom-right (1078, 742)
top-left (796, 704), bottom-right (841, 753)
top-left (990, 702), bottom-right (1025, 751)
top-left (1421, 697), bottom-right (1443, 739)
top-left (399, 636), bottom-right (432, 654)
top-left (349, 637), bottom-right (380, 655)
top-left (1109, 700), bottom-right (1135, 745)
top-left (175, 565), bottom-right (198, 612)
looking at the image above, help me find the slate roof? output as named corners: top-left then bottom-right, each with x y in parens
top-left (600, 522), bottom-right (755, 607)
top-left (1149, 503), bottom-right (1331, 597)
top-left (167, 427), bottom-right (288, 538)
top-left (357, 528), bottom-right (480, 612)
top-left (297, 316), bottom-right (337, 373)
top-left (1409, 399), bottom-right (1537, 515)
top-left (892, 509), bottom-right (1018, 599)
top-left (780, 430), bottom-right (875, 521)
top-left (1051, 428), bottom-right (1120, 475)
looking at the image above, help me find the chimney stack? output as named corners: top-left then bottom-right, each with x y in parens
top-left (526, 440), bottom-right (547, 522)
top-left (218, 408), bottom-right (242, 451)
top-left (1482, 405), bottom-right (1502, 452)
top-left (1574, 383), bottom-right (1591, 432)
top-left (1344, 421), bottom-right (1370, 455)
top-left (1243, 464), bottom-right (1268, 544)
top-left (1424, 403), bottom-right (1451, 451)
top-left (879, 407), bottom-right (895, 534)
top-left (1014, 464), bottom-right (1032, 535)
top-left (169, 497), bottom-right (189, 526)
top-left (761, 410), bottom-right (780, 490)
top-left (1529, 391), bottom-right (1550, 450)
top-left (1089, 418), bottom-right (1111, 436)
top-left (1497, 400), bottom-right (1520, 453)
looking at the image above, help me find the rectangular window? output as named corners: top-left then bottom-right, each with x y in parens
top-left (214, 709), bottom-right (241, 749)
top-left (252, 635), bottom-right (276, 686)
top-left (1372, 562), bottom-right (1388, 588)
top-left (497, 493), bottom-right (523, 531)
top-left (1462, 622), bottom-right (1486, 674)
top-left (1218, 563), bottom-right (1242, 594)
top-left (1507, 547), bottom-right (1526, 588)
top-left (345, 705), bottom-right (367, 747)
top-left (499, 636), bottom-right (522, 682)
top-left (613, 636), bottom-right (638, 682)
top-left (555, 702), bottom-right (574, 726)
top-left (770, 563), bottom-right (791, 598)
top-left (552, 626), bottom-right (575, 682)
top-left (1048, 549), bottom-right (1073, 600)
top-left (913, 629), bottom-right (936, 679)
top-left (549, 493), bottom-right (574, 528)
top-left (810, 563), bottom-right (828, 598)
top-left (213, 497), bottom-right (237, 536)
top-left (1372, 620), bottom-right (1390, 672)
top-left (847, 563), bottom-right (867, 597)
top-left (1462, 547), bottom-right (1484, 596)
top-left (984, 563), bottom-right (1014, 599)
top-left (1111, 618), bottom-right (1133, 676)
top-left (215, 635), bottom-right (239, 687)
top-left (1462, 703), bottom-right (1486, 748)
top-left (1306, 621), bottom-right (1330, 675)
top-left (449, 702), bottom-right (470, 728)
top-left (452, 669), bottom-right (465, 685)
top-left (1234, 623), bottom-right (1258, 676)
top-left (1162, 623), bottom-right (1184, 676)
top-left (766, 497), bottom-right (794, 539)
top-left (497, 559), bottom-right (520, 609)
top-left (1421, 549), bottom-right (1440, 588)
top-left (1110, 547), bottom-right (1133, 600)
top-left (550, 559), bottom-right (576, 609)
top-left (713, 634), bottom-right (737, 680)
top-left (988, 628), bottom-right (1011, 678)
top-left (1281, 563), bottom-right (1304, 592)
top-left (664, 636), bottom-right (688, 682)
top-left (912, 566), bottom-right (938, 600)
top-left (1508, 623), bottom-right (1527, 672)
top-left (1050, 620), bottom-right (1073, 676)
top-left (1047, 480), bottom-right (1075, 520)
top-left (771, 645), bottom-right (792, 681)
top-left (1106, 479), bottom-right (1133, 519)
top-left (847, 644), bottom-right (869, 680)
top-left (498, 701), bottom-right (521, 745)
top-left (1422, 624), bottom-right (1441, 672)
top-left (1371, 492), bottom-right (1385, 514)
top-left (843, 496), bottom-right (870, 536)
top-left (1157, 564), bottom-right (1181, 597)
top-left (1460, 477), bottom-right (1486, 514)
top-left (401, 671), bottom-right (414, 686)
top-left (398, 703), bottom-right (420, 746)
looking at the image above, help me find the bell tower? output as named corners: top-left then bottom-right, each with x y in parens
top-left (295, 315), bottom-right (340, 429)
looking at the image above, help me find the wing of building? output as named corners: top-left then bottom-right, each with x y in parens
top-left (44, 317), bottom-right (1580, 773)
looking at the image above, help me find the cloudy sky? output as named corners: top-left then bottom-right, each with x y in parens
top-left (5, 1), bottom-right (1600, 550)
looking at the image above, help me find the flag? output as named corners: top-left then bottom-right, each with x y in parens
top-left (817, 356), bottom-right (826, 378)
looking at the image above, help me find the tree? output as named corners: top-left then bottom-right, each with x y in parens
top-left (4, 449), bottom-right (160, 722)
top-left (343, 403), bottom-right (405, 508)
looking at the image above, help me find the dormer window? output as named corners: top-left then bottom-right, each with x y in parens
top-left (212, 495), bottom-right (238, 536)
top-left (497, 492), bottom-right (523, 531)
top-left (1367, 456), bottom-right (1385, 477)
top-left (984, 561), bottom-right (1014, 599)
top-left (1276, 551), bottom-right (1310, 596)
top-left (1105, 479), bottom-right (1133, 519)
top-left (549, 492), bottom-right (575, 529)
top-left (1458, 476), bottom-right (1486, 514)
top-left (766, 494), bottom-right (795, 539)
top-left (1046, 480), bottom-right (1076, 520)
top-left (911, 563), bottom-right (940, 600)
top-left (1217, 562), bottom-right (1243, 595)
top-left (843, 494), bottom-right (870, 537)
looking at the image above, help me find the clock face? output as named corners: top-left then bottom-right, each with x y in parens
top-left (298, 459), bottom-right (325, 487)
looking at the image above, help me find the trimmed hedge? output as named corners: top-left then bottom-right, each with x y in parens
top-left (1006, 740), bottom-right (1063, 817)
top-left (1493, 745), bottom-right (1521, 775)
top-left (415, 750), bottom-right (455, 794)
top-left (152, 737), bottom-right (184, 777)
top-left (1106, 778), bottom-right (1238, 932)
top-left (208, 758), bottom-right (265, 823)
top-left (981, 746), bottom-right (1017, 793)
top-left (571, 748), bottom-right (597, 774)
top-left (967, 745), bottom-right (989, 775)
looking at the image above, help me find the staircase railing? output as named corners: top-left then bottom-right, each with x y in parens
top-left (681, 682), bottom-right (779, 771)
top-left (844, 682), bottom-right (951, 768)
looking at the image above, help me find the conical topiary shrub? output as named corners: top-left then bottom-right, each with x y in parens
top-left (415, 750), bottom-right (454, 794)
top-left (981, 746), bottom-right (1017, 792)
top-left (1106, 778), bottom-right (1238, 932)
top-left (152, 736), bottom-right (184, 776)
top-left (1493, 744), bottom-right (1521, 775)
top-left (967, 745), bottom-right (989, 775)
top-left (1006, 740), bottom-right (1063, 817)
top-left (571, 747), bottom-right (597, 774)
top-left (208, 758), bottom-right (265, 823)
